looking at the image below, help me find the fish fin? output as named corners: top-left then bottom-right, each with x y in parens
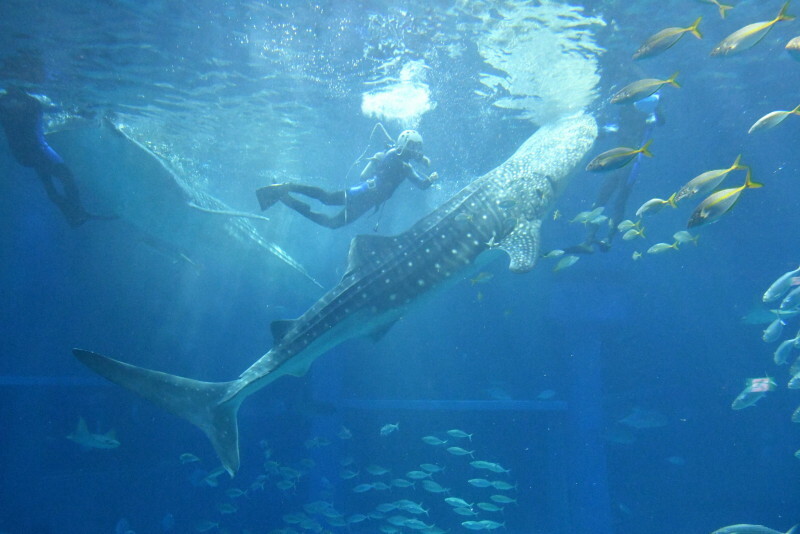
top-left (346, 234), bottom-right (399, 275)
top-left (730, 153), bottom-right (744, 170)
top-left (369, 319), bottom-right (399, 342)
top-left (498, 219), bottom-right (541, 273)
top-left (284, 358), bottom-right (314, 378)
top-left (270, 319), bottom-right (297, 344)
top-left (639, 139), bottom-right (654, 158)
top-left (666, 192), bottom-right (678, 208)
top-left (777, 1), bottom-right (795, 22)
top-left (689, 17), bottom-right (703, 39)
top-left (791, 104), bottom-right (800, 115)
top-left (718, 3), bottom-right (733, 19)
top-left (667, 71), bottom-right (680, 88)
top-left (73, 417), bottom-right (90, 438)
top-left (72, 349), bottom-right (241, 476)
top-left (744, 168), bottom-right (764, 189)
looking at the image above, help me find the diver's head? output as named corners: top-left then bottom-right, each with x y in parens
top-left (396, 129), bottom-right (423, 160)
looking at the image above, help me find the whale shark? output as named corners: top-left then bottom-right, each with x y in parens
top-left (72, 113), bottom-right (597, 476)
top-left (47, 119), bottom-right (320, 287)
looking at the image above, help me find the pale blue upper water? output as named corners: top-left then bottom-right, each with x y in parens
top-left (1, 1), bottom-right (799, 533)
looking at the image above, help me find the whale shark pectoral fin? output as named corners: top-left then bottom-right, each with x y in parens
top-left (498, 219), bottom-right (541, 273)
top-left (368, 319), bottom-right (399, 342)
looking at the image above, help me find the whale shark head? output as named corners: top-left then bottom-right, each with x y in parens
top-left (480, 113), bottom-right (598, 273)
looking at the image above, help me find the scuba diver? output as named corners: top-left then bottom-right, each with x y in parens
top-left (0, 86), bottom-right (96, 227)
top-left (256, 129), bottom-right (439, 229)
top-left (566, 93), bottom-right (664, 254)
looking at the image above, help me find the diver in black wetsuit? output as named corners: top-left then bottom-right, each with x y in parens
top-left (256, 129), bottom-right (438, 229)
top-left (0, 86), bottom-right (95, 227)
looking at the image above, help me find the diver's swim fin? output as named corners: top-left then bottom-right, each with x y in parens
top-left (256, 184), bottom-right (288, 211)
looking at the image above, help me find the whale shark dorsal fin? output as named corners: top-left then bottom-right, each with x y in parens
top-left (76, 417), bottom-right (90, 437)
top-left (346, 234), bottom-right (399, 274)
top-left (270, 319), bottom-right (297, 343)
top-left (498, 219), bottom-right (541, 273)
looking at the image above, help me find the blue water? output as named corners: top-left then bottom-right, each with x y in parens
top-left (2, 1), bottom-right (799, 533)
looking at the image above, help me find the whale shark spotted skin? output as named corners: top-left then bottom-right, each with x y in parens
top-left (72, 114), bottom-right (597, 475)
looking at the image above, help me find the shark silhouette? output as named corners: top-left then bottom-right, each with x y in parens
top-left (67, 417), bottom-right (120, 449)
top-left (72, 114), bottom-right (597, 475)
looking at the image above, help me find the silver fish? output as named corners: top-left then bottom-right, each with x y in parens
top-left (633, 18), bottom-right (703, 60)
top-left (446, 429), bottom-right (473, 441)
top-left (780, 286), bottom-right (800, 310)
top-left (775, 338), bottom-right (798, 365)
top-left (763, 318), bottom-right (785, 343)
top-left (710, 2), bottom-right (794, 56)
top-left (445, 497), bottom-right (473, 508)
top-left (554, 255), bottom-right (580, 272)
top-left (763, 266), bottom-right (800, 302)
top-left (712, 524), bottom-right (797, 534)
top-left (731, 377), bottom-right (777, 410)
top-left (675, 154), bottom-right (744, 202)
top-left (687, 168), bottom-right (762, 228)
top-left (748, 105), bottom-right (800, 134)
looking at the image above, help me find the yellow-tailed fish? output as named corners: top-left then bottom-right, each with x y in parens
top-left (647, 242), bottom-right (679, 254)
top-left (632, 251), bottom-right (643, 260)
top-left (674, 155), bottom-right (745, 202)
top-left (617, 219), bottom-right (640, 232)
top-left (673, 230), bottom-right (699, 245)
top-left (748, 105), bottom-right (800, 134)
top-left (633, 18), bottom-right (703, 60)
top-left (570, 206), bottom-right (604, 223)
top-left (470, 272), bottom-right (494, 285)
top-left (194, 521), bottom-right (219, 533)
top-left (552, 209), bottom-right (562, 220)
top-left (542, 249), bottom-right (565, 259)
top-left (687, 168), bottom-right (763, 228)
top-left (554, 255), bottom-right (580, 272)
top-left (711, 1), bottom-right (794, 56)
top-left (586, 140), bottom-right (653, 172)
top-left (635, 193), bottom-right (678, 218)
top-left (622, 227), bottom-right (646, 240)
top-left (699, 0), bottom-right (734, 19)
top-left (611, 73), bottom-right (680, 104)
top-left (788, 36), bottom-right (800, 60)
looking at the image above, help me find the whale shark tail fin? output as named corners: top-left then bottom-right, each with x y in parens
top-left (72, 349), bottom-right (241, 476)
